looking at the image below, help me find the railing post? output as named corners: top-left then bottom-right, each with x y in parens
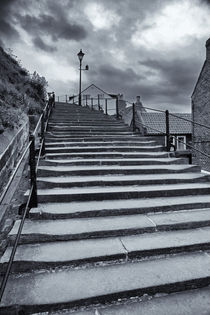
top-left (165, 110), bottom-right (170, 151)
top-left (98, 95), bottom-right (100, 110)
top-left (66, 95), bottom-right (67, 103)
top-left (29, 134), bottom-right (38, 208)
top-left (105, 99), bottom-right (108, 115)
top-left (132, 103), bottom-right (136, 132)
top-left (41, 112), bottom-right (46, 157)
top-left (116, 97), bottom-right (119, 119)
top-left (91, 98), bottom-right (93, 110)
top-left (86, 95), bottom-right (88, 107)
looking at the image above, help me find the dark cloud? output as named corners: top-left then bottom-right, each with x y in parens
top-left (99, 64), bottom-right (145, 85)
top-left (0, 0), bottom-right (20, 40)
top-left (139, 58), bottom-right (201, 93)
top-left (18, 13), bottom-right (87, 42)
top-left (33, 37), bottom-right (57, 52)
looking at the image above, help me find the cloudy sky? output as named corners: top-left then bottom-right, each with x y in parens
top-left (1, 0), bottom-right (210, 112)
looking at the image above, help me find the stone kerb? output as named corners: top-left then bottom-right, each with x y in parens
top-left (0, 121), bottom-right (29, 196)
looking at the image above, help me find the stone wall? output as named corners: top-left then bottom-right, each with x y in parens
top-left (192, 38), bottom-right (210, 171)
top-left (0, 120), bottom-right (29, 195)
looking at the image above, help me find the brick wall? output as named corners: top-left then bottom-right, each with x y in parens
top-left (192, 38), bottom-right (210, 171)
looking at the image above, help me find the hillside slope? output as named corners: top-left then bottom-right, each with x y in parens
top-left (0, 47), bottom-right (47, 153)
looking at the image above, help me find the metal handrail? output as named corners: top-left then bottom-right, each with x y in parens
top-left (0, 142), bottom-right (31, 205)
top-left (0, 95), bottom-right (55, 303)
top-left (0, 182), bottom-right (33, 302)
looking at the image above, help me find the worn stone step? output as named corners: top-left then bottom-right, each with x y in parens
top-left (37, 172), bottom-right (209, 189)
top-left (30, 197), bottom-right (210, 219)
top-left (45, 140), bottom-right (157, 147)
top-left (47, 132), bottom-right (135, 136)
top-left (44, 145), bottom-right (164, 154)
top-left (48, 121), bottom-right (125, 126)
top-left (48, 124), bottom-right (129, 128)
top-left (1, 252), bottom-right (210, 313)
top-left (45, 136), bottom-right (156, 142)
top-left (37, 164), bottom-right (200, 177)
top-left (39, 157), bottom-right (186, 167)
top-left (44, 151), bottom-right (169, 159)
top-left (51, 287), bottom-right (210, 315)
top-left (3, 227), bottom-right (210, 274)
top-left (48, 128), bottom-right (131, 133)
top-left (25, 182), bottom-right (210, 202)
top-left (9, 209), bottom-right (210, 245)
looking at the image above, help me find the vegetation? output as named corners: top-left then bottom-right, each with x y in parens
top-left (0, 47), bottom-right (48, 131)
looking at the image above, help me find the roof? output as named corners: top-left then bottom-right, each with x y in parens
top-left (80, 84), bottom-right (116, 99)
top-left (140, 112), bottom-right (192, 135)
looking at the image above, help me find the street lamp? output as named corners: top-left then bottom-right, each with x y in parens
top-left (77, 49), bottom-right (88, 106)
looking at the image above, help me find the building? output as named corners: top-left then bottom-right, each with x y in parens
top-left (192, 38), bottom-right (210, 170)
top-left (138, 112), bottom-right (192, 150)
top-left (71, 84), bottom-right (117, 115)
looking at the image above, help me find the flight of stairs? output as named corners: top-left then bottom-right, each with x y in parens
top-left (1, 102), bottom-right (210, 313)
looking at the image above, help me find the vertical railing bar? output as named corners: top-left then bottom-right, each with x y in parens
top-left (29, 134), bottom-right (38, 208)
top-left (98, 95), bottom-right (100, 110)
top-left (165, 110), bottom-right (170, 151)
top-left (132, 103), bottom-right (136, 132)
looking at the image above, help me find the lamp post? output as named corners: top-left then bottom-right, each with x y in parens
top-left (77, 49), bottom-right (84, 106)
top-left (77, 49), bottom-right (89, 106)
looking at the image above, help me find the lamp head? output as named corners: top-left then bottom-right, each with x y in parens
top-left (77, 49), bottom-right (85, 61)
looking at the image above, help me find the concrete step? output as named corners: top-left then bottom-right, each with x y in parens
top-left (37, 164), bottom-right (200, 177)
top-left (37, 172), bottom-right (210, 189)
top-left (44, 145), bottom-right (164, 154)
top-left (2, 226), bottom-right (210, 273)
top-left (9, 209), bottom-right (210, 244)
top-left (30, 197), bottom-right (210, 219)
top-left (39, 157), bottom-right (186, 167)
top-left (2, 251), bottom-right (210, 313)
top-left (25, 182), bottom-right (210, 202)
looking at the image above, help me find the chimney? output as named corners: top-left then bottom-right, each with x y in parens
top-left (206, 38), bottom-right (210, 61)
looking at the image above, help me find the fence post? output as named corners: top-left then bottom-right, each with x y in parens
top-left (66, 95), bottom-right (67, 103)
top-left (91, 98), bottom-right (93, 110)
top-left (116, 97), bottom-right (119, 119)
top-left (165, 110), bottom-right (170, 151)
top-left (105, 99), bottom-right (108, 115)
top-left (132, 103), bottom-right (136, 132)
top-left (29, 134), bottom-right (38, 208)
top-left (86, 95), bottom-right (88, 107)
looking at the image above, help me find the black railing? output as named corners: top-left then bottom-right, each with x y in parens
top-left (0, 93), bottom-right (55, 303)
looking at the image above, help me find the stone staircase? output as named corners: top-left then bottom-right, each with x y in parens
top-left (1, 102), bottom-right (210, 313)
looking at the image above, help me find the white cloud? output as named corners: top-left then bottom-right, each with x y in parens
top-left (131, 0), bottom-right (210, 51)
top-left (84, 2), bottom-right (121, 30)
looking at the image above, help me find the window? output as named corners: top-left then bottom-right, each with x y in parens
top-left (177, 136), bottom-right (186, 150)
